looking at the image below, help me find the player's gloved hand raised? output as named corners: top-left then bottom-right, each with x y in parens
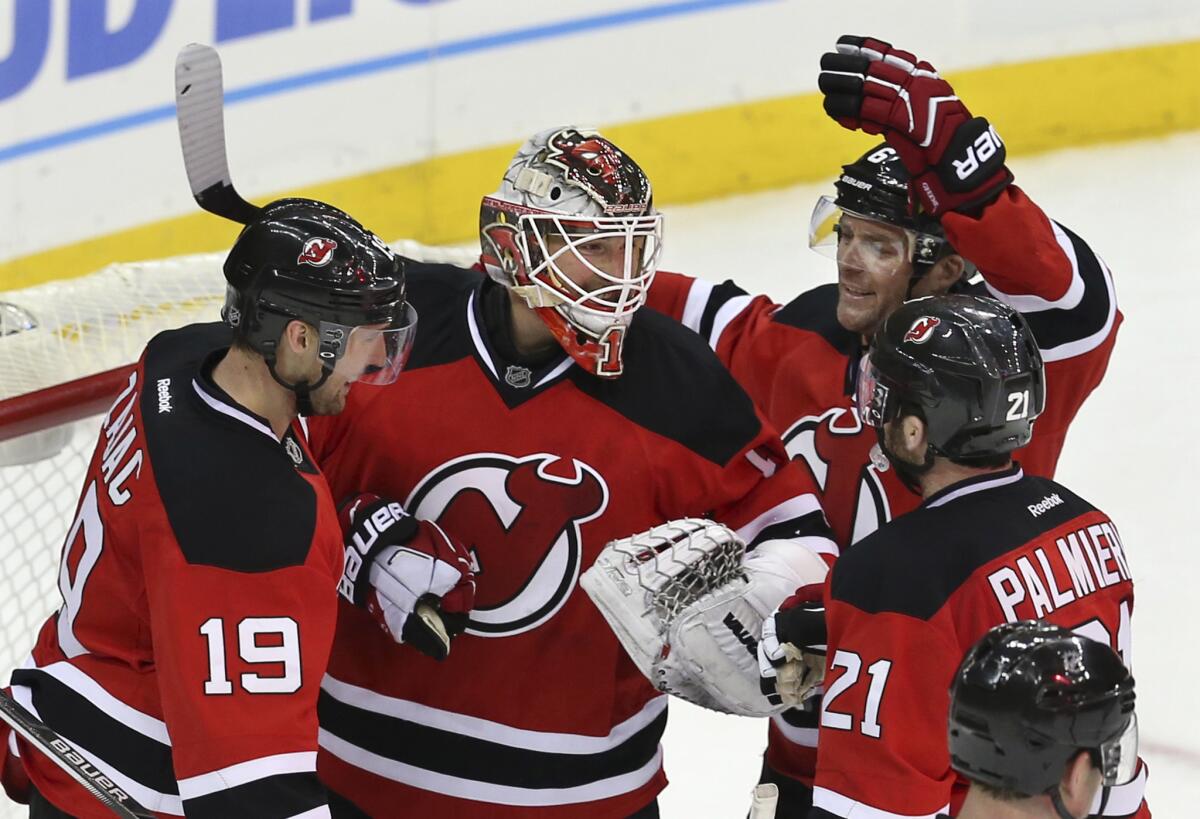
top-left (338, 494), bottom-right (475, 660)
top-left (818, 35), bottom-right (1013, 216)
top-left (758, 583), bottom-right (827, 708)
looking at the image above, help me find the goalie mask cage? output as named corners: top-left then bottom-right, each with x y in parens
top-left (0, 240), bottom-right (478, 739)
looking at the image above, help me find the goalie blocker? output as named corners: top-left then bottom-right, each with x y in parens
top-left (582, 519), bottom-right (829, 718)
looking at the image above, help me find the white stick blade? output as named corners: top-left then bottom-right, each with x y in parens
top-left (175, 43), bottom-right (233, 198)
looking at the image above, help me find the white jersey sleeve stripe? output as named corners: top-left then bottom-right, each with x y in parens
top-left (286, 808), bottom-right (332, 819)
top-left (812, 786), bottom-right (948, 819)
top-left (680, 278), bottom-right (715, 334)
top-left (709, 294), bottom-right (754, 351)
top-left (177, 750), bottom-right (318, 799)
top-left (983, 221), bottom-right (1086, 312)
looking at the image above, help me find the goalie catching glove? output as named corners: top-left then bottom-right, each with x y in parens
top-left (818, 35), bottom-right (1013, 216)
top-left (338, 494), bottom-right (476, 660)
top-left (580, 518), bottom-right (828, 717)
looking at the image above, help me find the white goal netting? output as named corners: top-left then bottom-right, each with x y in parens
top-left (0, 239), bottom-right (478, 704)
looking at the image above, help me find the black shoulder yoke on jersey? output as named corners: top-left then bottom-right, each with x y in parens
top-left (571, 306), bottom-right (761, 467)
top-left (830, 470), bottom-right (1098, 621)
top-left (400, 261), bottom-right (762, 467)
top-left (772, 283), bottom-right (860, 358)
top-left (401, 260), bottom-right (482, 370)
top-left (140, 322), bottom-right (319, 573)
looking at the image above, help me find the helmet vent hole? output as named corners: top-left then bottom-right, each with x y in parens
top-left (550, 187), bottom-right (562, 200)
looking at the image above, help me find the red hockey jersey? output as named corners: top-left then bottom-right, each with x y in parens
top-left (645, 186), bottom-right (1121, 779)
top-left (1, 324), bottom-right (342, 818)
top-left (811, 467), bottom-right (1147, 819)
top-left (305, 265), bottom-right (837, 818)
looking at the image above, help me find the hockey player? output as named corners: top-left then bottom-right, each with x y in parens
top-left (644, 35), bottom-right (1120, 803)
top-left (948, 621), bottom-right (1138, 819)
top-left (305, 126), bottom-right (838, 818)
top-left (0, 198), bottom-right (478, 818)
top-left (797, 294), bottom-right (1146, 818)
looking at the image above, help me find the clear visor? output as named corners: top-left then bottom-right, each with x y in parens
top-left (522, 212), bottom-right (663, 338)
top-left (320, 301), bottom-right (417, 387)
top-left (854, 353), bottom-right (893, 428)
top-left (1098, 714), bottom-right (1139, 786)
top-left (808, 195), bottom-right (916, 277)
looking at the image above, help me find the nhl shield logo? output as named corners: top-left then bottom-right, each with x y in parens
top-left (505, 365), bottom-right (532, 389)
top-left (298, 237), bottom-right (338, 267)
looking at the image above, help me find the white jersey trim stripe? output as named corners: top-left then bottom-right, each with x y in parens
top-left (680, 278), bottom-right (715, 333)
top-left (177, 750), bottom-right (318, 800)
top-left (734, 495), bottom-right (833, 552)
top-left (924, 468), bottom-right (1025, 509)
top-left (9, 682), bottom-right (184, 815)
top-left (318, 728), bottom-right (662, 807)
top-left (287, 808), bottom-right (332, 819)
top-left (983, 221), bottom-right (1086, 313)
top-left (1037, 255), bottom-right (1118, 363)
top-left (321, 674), bottom-right (666, 754)
top-left (465, 292), bottom-right (499, 380)
top-left (708, 294), bottom-right (753, 351)
top-left (192, 380), bottom-right (276, 441)
top-left (812, 786), bottom-right (948, 819)
top-left (26, 657), bottom-right (171, 744)
top-left (1089, 763), bottom-right (1148, 816)
top-left (769, 713), bottom-right (818, 747)
top-left (534, 357), bottom-right (575, 388)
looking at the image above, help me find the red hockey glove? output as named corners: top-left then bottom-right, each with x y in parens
top-left (339, 494), bottom-right (475, 660)
top-left (758, 582), bottom-right (827, 708)
top-left (818, 35), bottom-right (1013, 216)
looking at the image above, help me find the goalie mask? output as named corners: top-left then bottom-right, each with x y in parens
top-left (479, 126), bottom-right (663, 377)
top-left (223, 198), bottom-right (417, 409)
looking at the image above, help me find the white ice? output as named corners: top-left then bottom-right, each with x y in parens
top-left (656, 132), bottom-right (1200, 816)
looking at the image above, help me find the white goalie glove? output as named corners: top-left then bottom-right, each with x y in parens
top-left (580, 518), bottom-right (829, 717)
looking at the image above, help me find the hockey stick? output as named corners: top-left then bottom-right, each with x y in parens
top-left (0, 689), bottom-right (155, 818)
top-left (174, 43), bottom-right (261, 225)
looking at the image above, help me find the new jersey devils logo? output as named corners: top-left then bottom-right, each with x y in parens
top-left (298, 237), bottom-right (338, 267)
top-left (903, 316), bottom-right (941, 344)
top-left (406, 453), bottom-right (609, 637)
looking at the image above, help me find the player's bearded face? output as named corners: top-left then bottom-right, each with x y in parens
top-left (834, 215), bottom-right (916, 336)
top-left (543, 233), bottom-right (648, 298)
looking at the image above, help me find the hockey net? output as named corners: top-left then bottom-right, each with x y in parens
top-left (0, 240), bottom-right (479, 688)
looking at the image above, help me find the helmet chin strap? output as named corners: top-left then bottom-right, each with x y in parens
top-left (266, 356), bottom-right (331, 418)
top-left (875, 424), bottom-right (935, 495)
top-left (1050, 789), bottom-right (1077, 819)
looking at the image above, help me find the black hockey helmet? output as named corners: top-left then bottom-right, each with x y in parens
top-left (222, 197), bottom-right (416, 387)
top-left (855, 293), bottom-right (1045, 462)
top-left (949, 621), bottom-right (1137, 800)
top-left (809, 143), bottom-right (953, 272)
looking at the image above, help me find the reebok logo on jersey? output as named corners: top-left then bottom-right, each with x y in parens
top-left (297, 237), bottom-right (338, 267)
top-left (156, 378), bottom-right (172, 414)
top-left (1028, 493), bottom-right (1064, 517)
top-left (903, 316), bottom-right (941, 344)
top-left (723, 612), bottom-right (759, 660)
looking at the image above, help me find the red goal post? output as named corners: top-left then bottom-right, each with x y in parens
top-left (0, 239), bottom-right (478, 690)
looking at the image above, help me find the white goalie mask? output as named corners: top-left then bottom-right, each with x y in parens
top-left (479, 126), bottom-right (663, 377)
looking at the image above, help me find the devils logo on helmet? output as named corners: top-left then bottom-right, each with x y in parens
top-left (298, 236), bottom-right (338, 267)
top-left (903, 316), bottom-right (941, 344)
top-left (544, 129), bottom-right (652, 216)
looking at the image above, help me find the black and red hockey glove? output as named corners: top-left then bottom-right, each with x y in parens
top-left (338, 494), bottom-right (476, 660)
top-left (758, 582), bottom-right (827, 708)
top-left (818, 35), bottom-right (1013, 216)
